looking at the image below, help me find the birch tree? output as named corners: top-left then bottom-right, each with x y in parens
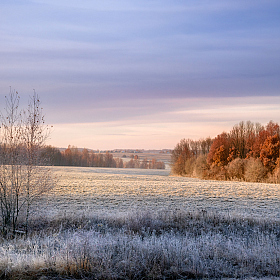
top-left (0, 89), bottom-right (54, 237)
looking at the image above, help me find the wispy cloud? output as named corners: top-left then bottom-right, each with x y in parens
top-left (0, 1), bottom-right (279, 148)
top-left (47, 96), bottom-right (280, 149)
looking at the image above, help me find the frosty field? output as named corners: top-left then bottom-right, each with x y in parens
top-left (2, 166), bottom-right (280, 279)
top-left (35, 166), bottom-right (280, 220)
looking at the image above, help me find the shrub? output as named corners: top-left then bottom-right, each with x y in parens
top-left (227, 157), bottom-right (245, 180)
top-left (194, 155), bottom-right (208, 179)
top-left (184, 157), bottom-right (195, 176)
top-left (270, 167), bottom-right (280, 184)
top-left (206, 165), bottom-right (228, 180)
top-left (244, 158), bottom-right (267, 182)
top-left (171, 155), bottom-right (186, 175)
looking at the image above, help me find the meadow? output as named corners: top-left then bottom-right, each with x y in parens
top-left (1, 166), bottom-right (280, 279)
top-left (38, 166), bottom-right (280, 219)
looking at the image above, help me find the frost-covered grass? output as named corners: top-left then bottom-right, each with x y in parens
top-left (1, 166), bottom-right (280, 279)
top-left (1, 210), bottom-right (280, 279)
top-left (37, 166), bottom-right (280, 219)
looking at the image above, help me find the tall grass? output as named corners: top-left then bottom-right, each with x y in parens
top-left (1, 210), bottom-right (280, 279)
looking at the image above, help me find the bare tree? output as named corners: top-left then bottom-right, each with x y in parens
top-left (21, 90), bottom-right (53, 235)
top-left (0, 89), bottom-right (54, 237)
top-left (0, 90), bottom-right (23, 237)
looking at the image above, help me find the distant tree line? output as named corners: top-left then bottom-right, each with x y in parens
top-left (41, 145), bottom-right (165, 169)
top-left (172, 121), bottom-right (280, 183)
top-left (125, 155), bottom-right (165, 169)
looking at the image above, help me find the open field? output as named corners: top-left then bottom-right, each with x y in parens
top-left (1, 167), bottom-right (280, 279)
top-left (35, 166), bottom-right (280, 219)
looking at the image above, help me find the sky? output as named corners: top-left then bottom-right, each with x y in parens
top-left (0, 0), bottom-right (279, 150)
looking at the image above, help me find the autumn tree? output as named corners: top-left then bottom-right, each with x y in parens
top-left (172, 120), bottom-right (280, 182)
top-left (81, 148), bottom-right (90, 166)
top-left (200, 137), bottom-right (212, 155)
top-left (172, 138), bottom-right (212, 175)
top-left (230, 121), bottom-right (246, 158)
top-left (244, 121), bottom-right (261, 158)
top-left (207, 132), bottom-right (230, 167)
top-left (259, 134), bottom-right (280, 172)
top-left (104, 151), bottom-right (116, 167)
top-left (171, 139), bottom-right (192, 175)
top-left (248, 121), bottom-right (279, 159)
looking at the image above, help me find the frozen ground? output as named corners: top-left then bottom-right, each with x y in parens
top-left (2, 166), bottom-right (280, 279)
top-left (34, 166), bottom-right (280, 220)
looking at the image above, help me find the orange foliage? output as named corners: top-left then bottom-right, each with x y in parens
top-left (259, 134), bottom-right (280, 171)
top-left (227, 146), bottom-right (240, 162)
top-left (207, 132), bottom-right (230, 167)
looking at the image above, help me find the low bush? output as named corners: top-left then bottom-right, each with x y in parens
top-left (193, 155), bottom-right (208, 179)
top-left (244, 158), bottom-right (267, 182)
top-left (227, 157), bottom-right (245, 180)
top-left (184, 157), bottom-right (195, 176)
top-left (207, 165), bottom-right (228, 181)
top-left (267, 164), bottom-right (280, 184)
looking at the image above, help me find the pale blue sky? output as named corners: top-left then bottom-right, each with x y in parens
top-left (1, 1), bottom-right (279, 149)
